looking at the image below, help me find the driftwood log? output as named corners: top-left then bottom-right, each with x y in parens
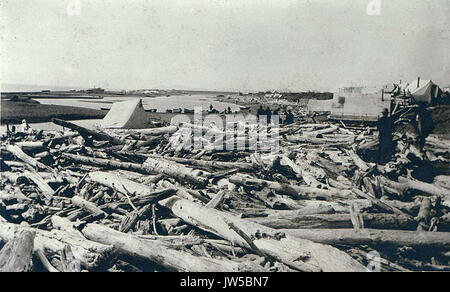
top-left (230, 174), bottom-right (354, 200)
top-left (82, 223), bottom-right (263, 272)
top-left (283, 228), bottom-right (450, 249)
top-left (0, 229), bottom-right (35, 272)
top-left (159, 196), bottom-right (366, 272)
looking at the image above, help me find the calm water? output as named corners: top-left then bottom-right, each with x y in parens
top-left (35, 94), bottom-right (240, 113)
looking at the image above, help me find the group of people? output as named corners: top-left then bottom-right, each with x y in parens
top-left (256, 105), bottom-right (294, 125)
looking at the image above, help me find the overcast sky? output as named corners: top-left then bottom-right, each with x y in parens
top-left (1, 0), bottom-right (449, 92)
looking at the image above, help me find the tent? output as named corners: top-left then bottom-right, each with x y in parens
top-left (100, 99), bottom-right (151, 129)
top-left (405, 79), bottom-right (441, 104)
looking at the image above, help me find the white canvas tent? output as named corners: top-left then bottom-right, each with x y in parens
top-left (101, 99), bottom-right (150, 129)
top-left (405, 79), bottom-right (441, 103)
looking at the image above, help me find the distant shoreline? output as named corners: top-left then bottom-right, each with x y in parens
top-left (1, 100), bottom-right (106, 124)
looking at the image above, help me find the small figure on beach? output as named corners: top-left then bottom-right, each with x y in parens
top-left (377, 108), bottom-right (394, 164)
top-left (265, 107), bottom-right (272, 124)
top-left (256, 105), bottom-right (264, 121)
top-left (284, 110), bottom-right (294, 125)
top-left (414, 104), bottom-right (433, 151)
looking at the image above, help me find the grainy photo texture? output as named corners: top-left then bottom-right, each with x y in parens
top-left (0, 0), bottom-right (449, 276)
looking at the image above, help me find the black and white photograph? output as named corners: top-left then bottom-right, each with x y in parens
top-left (0, 0), bottom-right (449, 277)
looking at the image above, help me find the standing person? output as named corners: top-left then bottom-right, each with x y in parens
top-left (284, 110), bottom-right (294, 125)
top-left (256, 105), bottom-right (264, 122)
top-left (266, 107), bottom-right (272, 124)
top-left (415, 104), bottom-right (433, 151)
top-left (377, 108), bottom-right (394, 164)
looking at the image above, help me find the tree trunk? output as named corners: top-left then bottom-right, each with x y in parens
top-left (282, 228), bottom-right (450, 249)
top-left (5, 144), bottom-right (52, 172)
top-left (247, 213), bottom-right (416, 230)
top-left (144, 157), bottom-right (209, 186)
top-left (0, 221), bottom-right (113, 270)
top-left (229, 174), bottom-right (354, 201)
top-left (62, 153), bottom-right (155, 175)
top-left (81, 223), bottom-right (261, 272)
top-left (159, 196), bottom-right (366, 272)
top-left (0, 229), bottom-right (35, 272)
top-left (52, 118), bottom-right (122, 145)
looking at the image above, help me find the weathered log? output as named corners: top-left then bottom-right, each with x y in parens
top-left (21, 171), bottom-right (55, 200)
top-left (247, 213), bottom-right (416, 230)
top-left (381, 176), bottom-right (450, 203)
top-left (230, 174), bottom-right (354, 200)
top-left (36, 249), bottom-right (59, 272)
top-left (279, 156), bottom-right (324, 187)
top-left (346, 150), bottom-right (370, 171)
top-left (286, 135), bottom-right (354, 145)
top-left (58, 245), bottom-right (82, 272)
top-left (282, 228), bottom-right (450, 249)
top-left (15, 141), bottom-right (45, 151)
top-left (0, 229), bottom-right (35, 272)
top-left (416, 198), bottom-right (432, 231)
top-left (52, 118), bottom-right (122, 145)
top-left (82, 223), bottom-right (261, 272)
top-left (88, 171), bottom-right (177, 207)
top-left (303, 125), bottom-right (338, 137)
top-left (159, 196), bottom-right (366, 272)
top-left (0, 221), bottom-right (112, 270)
top-left (352, 188), bottom-right (411, 218)
top-left (144, 157), bottom-right (209, 186)
top-left (5, 144), bottom-right (52, 172)
top-left (109, 125), bottom-right (178, 136)
top-left (62, 153), bottom-right (154, 175)
top-left (71, 196), bottom-right (107, 219)
top-left (163, 156), bottom-right (253, 172)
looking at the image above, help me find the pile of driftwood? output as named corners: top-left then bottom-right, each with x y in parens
top-left (0, 115), bottom-right (449, 272)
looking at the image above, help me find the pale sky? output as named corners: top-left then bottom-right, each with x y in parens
top-left (1, 0), bottom-right (449, 92)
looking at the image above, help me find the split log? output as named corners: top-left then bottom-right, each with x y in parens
top-left (159, 196), bottom-right (366, 272)
top-left (247, 213), bottom-right (416, 230)
top-left (282, 228), bottom-right (450, 249)
top-left (0, 229), bottom-right (35, 272)
top-left (82, 223), bottom-right (261, 272)
top-left (230, 174), bottom-right (354, 201)
top-left (144, 157), bottom-right (209, 186)
top-left (52, 118), bottom-right (122, 145)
